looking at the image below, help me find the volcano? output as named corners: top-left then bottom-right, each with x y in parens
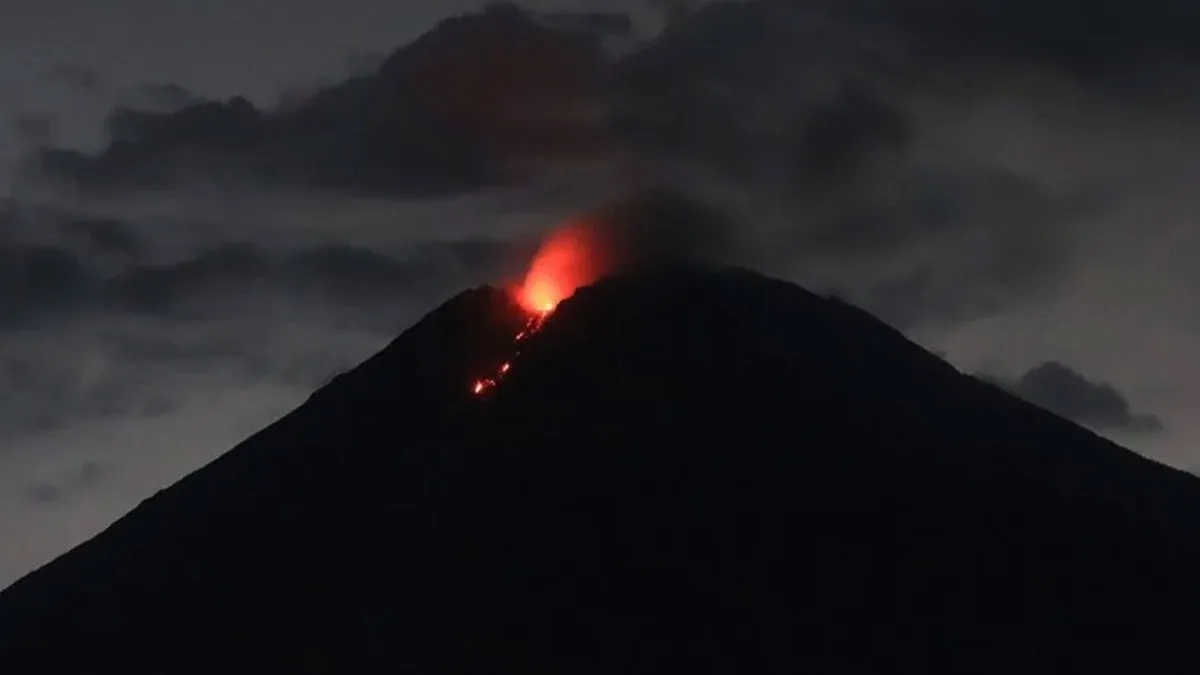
top-left (2, 266), bottom-right (1200, 673)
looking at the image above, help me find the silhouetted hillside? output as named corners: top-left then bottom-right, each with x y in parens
top-left (2, 266), bottom-right (1199, 673)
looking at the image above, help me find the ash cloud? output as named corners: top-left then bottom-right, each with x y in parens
top-left (10, 113), bottom-right (57, 147)
top-left (978, 361), bottom-right (1164, 434)
top-left (577, 186), bottom-right (742, 275)
top-left (22, 0), bottom-right (1200, 196)
top-left (0, 229), bottom-right (511, 325)
top-left (58, 215), bottom-right (143, 258)
top-left (21, 3), bottom-right (619, 196)
top-left (888, 0), bottom-right (1200, 77)
top-left (103, 240), bottom-right (506, 318)
top-left (0, 242), bottom-right (95, 325)
top-left (605, 0), bottom-right (1193, 329)
top-left (42, 64), bottom-right (105, 97)
top-left (118, 83), bottom-right (204, 114)
top-left (793, 82), bottom-right (912, 190)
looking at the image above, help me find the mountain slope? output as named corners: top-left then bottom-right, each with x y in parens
top-left (2, 266), bottom-right (1199, 673)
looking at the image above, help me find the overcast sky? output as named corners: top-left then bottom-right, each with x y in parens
top-left (3, 0), bottom-right (1200, 589)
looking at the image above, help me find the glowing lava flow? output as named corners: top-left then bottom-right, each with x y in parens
top-left (471, 308), bottom-right (552, 397)
top-left (470, 221), bottom-right (604, 397)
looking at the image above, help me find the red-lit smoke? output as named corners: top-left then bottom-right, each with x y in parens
top-left (512, 187), bottom-right (731, 315)
top-left (515, 220), bottom-right (608, 314)
top-left (472, 219), bottom-right (607, 397)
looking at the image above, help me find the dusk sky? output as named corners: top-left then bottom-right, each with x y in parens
top-left (3, 0), bottom-right (1200, 588)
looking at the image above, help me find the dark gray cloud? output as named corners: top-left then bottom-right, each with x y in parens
top-left (106, 243), bottom-right (272, 313)
top-left (888, 0), bottom-right (1200, 76)
top-left (656, 1), bottom-right (1200, 79)
top-left (105, 240), bottom-right (509, 316)
top-left (23, 3), bottom-right (618, 196)
top-left (279, 245), bottom-right (432, 300)
top-left (23, 461), bottom-right (104, 505)
top-left (344, 52), bottom-right (387, 77)
top-left (30, 92), bottom-right (492, 195)
top-left (23, 0), bottom-right (1200, 198)
top-left (0, 202), bottom-right (517, 329)
top-left (0, 243), bottom-right (96, 324)
top-left (0, 219), bottom-right (454, 439)
top-left (797, 166), bottom-right (1066, 256)
top-left (0, 346), bottom-right (183, 438)
top-left (542, 8), bottom-right (635, 37)
top-left (609, 0), bottom-right (1187, 329)
top-left (57, 216), bottom-right (144, 258)
top-left (618, 0), bottom-right (1200, 183)
top-left (585, 185), bottom-right (742, 272)
top-left (586, 168), bottom-right (1081, 330)
top-left (118, 83), bottom-right (204, 113)
top-left (816, 165), bottom-right (1085, 329)
top-left (793, 82), bottom-right (911, 189)
top-left (979, 361), bottom-right (1164, 433)
top-left (42, 63), bottom-right (104, 95)
top-left (10, 113), bottom-right (57, 146)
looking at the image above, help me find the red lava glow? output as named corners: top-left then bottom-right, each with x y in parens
top-left (470, 220), bottom-right (607, 397)
top-left (470, 310), bottom-right (551, 397)
top-left (515, 221), bottom-right (605, 314)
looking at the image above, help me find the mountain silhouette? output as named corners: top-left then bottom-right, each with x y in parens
top-left (2, 266), bottom-right (1199, 673)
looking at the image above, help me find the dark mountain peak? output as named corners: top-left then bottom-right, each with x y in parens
top-left (3, 266), bottom-right (1200, 673)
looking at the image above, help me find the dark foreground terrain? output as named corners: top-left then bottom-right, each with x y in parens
top-left (2, 267), bottom-right (1199, 673)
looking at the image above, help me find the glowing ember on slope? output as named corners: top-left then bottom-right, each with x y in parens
top-left (470, 310), bottom-right (552, 397)
top-left (471, 220), bottom-right (605, 397)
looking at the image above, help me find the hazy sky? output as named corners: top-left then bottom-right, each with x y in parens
top-left (3, 0), bottom-right (1200, 589)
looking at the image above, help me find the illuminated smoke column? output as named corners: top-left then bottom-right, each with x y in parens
top-left (516, 221), bottom-right (610, 314)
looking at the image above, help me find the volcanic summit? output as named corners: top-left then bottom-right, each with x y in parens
top-left (2, 262), bottom-right (1200, 673)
